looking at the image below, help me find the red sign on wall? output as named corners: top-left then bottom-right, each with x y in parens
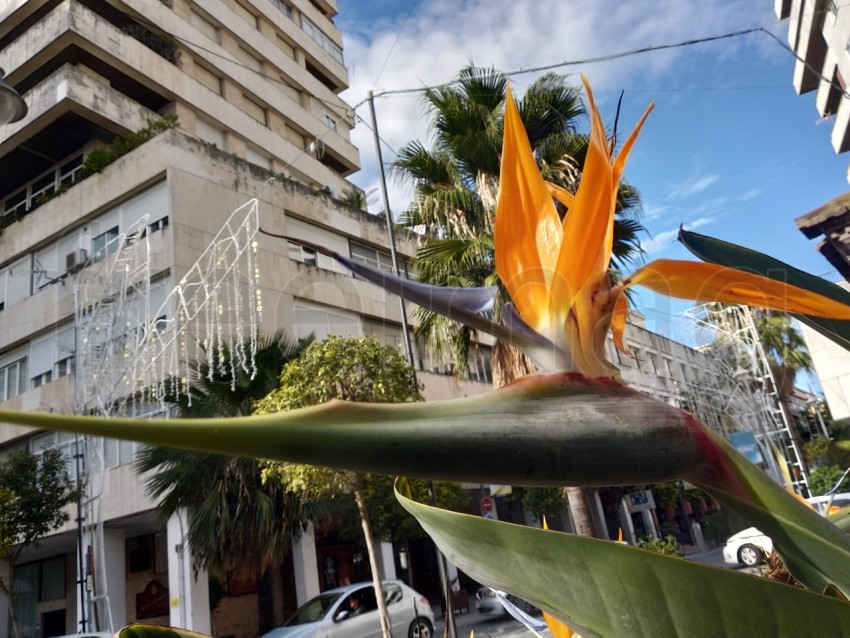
top-left (136, 580), bottom-right (169, 619)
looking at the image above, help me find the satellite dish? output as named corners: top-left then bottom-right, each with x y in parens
top-left (307, 138), bottom-right (325, 159)
top-left (0, 68), bottom-right (27, 125)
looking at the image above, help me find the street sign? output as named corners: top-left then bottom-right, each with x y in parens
top-left (624, 489), bottom-right (656, 513)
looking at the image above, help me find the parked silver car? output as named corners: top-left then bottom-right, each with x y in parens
top-left (260, 581), bottom-right (434, 638)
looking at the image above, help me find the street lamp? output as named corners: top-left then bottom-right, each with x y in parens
top-left (0, 67), bottom-right (27, 125)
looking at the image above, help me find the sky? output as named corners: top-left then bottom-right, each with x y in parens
top-left (332, 0), bottom-right (850, 346)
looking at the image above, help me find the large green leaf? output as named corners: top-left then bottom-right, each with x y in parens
top-left (679, 227), bottom-right (850, 351)
top-left (2, 373), bottom-right (850, 593)
top-left (694, 434), bottom-right (850, 595)
top-left (0, 374), bottom-right (708, 486)
top-left (397, 489), bottom-right (850, 637)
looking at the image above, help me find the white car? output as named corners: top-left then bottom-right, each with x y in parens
top-left (260, 581), bottom-right (434, 638)
top-left (722, 527), bottom-right (773, 567)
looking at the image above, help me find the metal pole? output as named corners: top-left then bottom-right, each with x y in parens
top-left (366, 90), bottom-right (416, 369)
top-left (367, 90), bottom-right (456, 638)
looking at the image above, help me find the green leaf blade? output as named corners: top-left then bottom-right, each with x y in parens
top-left (397, 490), bottom-right (850, 638)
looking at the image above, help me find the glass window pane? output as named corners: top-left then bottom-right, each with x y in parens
top-left (40, 556), bottom-right (65, 601)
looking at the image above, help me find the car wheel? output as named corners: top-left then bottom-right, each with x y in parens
top-left (409, 617), bottom-right (433, 638)
top-left (738, 543), bottom-right (763, 567)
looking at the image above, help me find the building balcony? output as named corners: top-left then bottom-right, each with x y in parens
top-left (0, 0), bottom-right (358, 188)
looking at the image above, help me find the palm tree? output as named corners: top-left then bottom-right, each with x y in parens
top-left (754, 310), bottom-right (815, 478)
top-left (392, 66), bottom-right (648, 536)
top-left (136, 331), bottom-right (312, 631)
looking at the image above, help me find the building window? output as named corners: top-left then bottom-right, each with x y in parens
top-left (30, 430), bottom-right (82, 479)
top-left (270, 0), bottom-right (294, 20)
top-left (55, 356), bottom-right (74, 379)
top-left (324, 114), bottom-right (338, 132)
top-left (349, 242), bottom-right (402, 274)
top-left (31, 370), bottom-right (52, 388)
top-left (294, 303), bottom-right (361, 341)
top-left (286, 218), bottom-right (349, 274)
top-left (148, 216), bottom-right (169, 234)
top-left (13, 555), bottom-right (66, 638)
top-left (190, 10), bottom-right (220, 43)
top-left (300, 15), bottom-right (344, 64)
top-left (0, 357), bottom-right (27, 401)
top-left (92, 226), bottom-right (120, 262)
top-left (244, 96), bottom-right (268, 125)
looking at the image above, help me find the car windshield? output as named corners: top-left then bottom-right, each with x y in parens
top-left (284, 592), bottom-right (343, 626)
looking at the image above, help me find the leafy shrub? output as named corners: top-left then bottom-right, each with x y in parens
top-left (638, 535), bottom-right (685, 558)
top-left (808, 465), bottom-right (848, 496)
top-left (701, 511), bottom-right (729, 541)
top-left (81, 148), bottom-right (113, 176)
top-left (80, 114), bottom-right (179, 179)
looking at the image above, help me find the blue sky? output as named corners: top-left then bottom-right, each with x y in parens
top-left (334, 0), bottom-right (850, 344)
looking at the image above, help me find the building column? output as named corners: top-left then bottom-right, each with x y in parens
top-left (100, 528), bottom-right (126, 632)
top-left (291, 522), bottom-right (319, 606)
top-left (378, 542), bottom-right (397, 581)
top-left (167, 510), bottom-right (211, 634)
top-left (445, 561), bottom-right (459, 591)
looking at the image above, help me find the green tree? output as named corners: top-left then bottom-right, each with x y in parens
top-left (808, 465), bottom-right (847, 496)
top-left (0, 449), bottom-right (80, 638)
top-left (135, 331), bottom-right (310, 630)
top-left (256, 336), bottom-right (424, 638)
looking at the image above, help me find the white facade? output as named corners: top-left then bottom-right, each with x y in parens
top-left (776, 0), bottom-right (850, 181)
top-left (0, 2), bottom-right (494, 637)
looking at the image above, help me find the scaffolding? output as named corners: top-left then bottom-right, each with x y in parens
top-left (683, 303), bottom-right (810, 495)
top-left (71, 199), bottom-right (262, 632)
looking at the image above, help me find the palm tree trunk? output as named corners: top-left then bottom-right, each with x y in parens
top-left (563, 487), bottom-right (598, 537)
top-left (493, 342), bottom-right (600, 538)
top-left (353, 473), bottom-right (393, 638)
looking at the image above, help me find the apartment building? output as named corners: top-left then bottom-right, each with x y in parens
top-left (775, 0), bottom-right (850, 179)
top-left (0, 1), bottom-right (498, 637)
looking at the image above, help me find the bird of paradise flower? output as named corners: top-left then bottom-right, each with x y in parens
top-left (5, 76), bottom-right (850, 636)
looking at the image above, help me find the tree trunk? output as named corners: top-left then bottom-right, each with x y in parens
top-left (494, 342), bottom-right (600, 539)
top-left (0, 568), bottom-right (21, 638)
top-left (353, 474), bottom-right (393, 638)
top-left (563, 486), bottom-right (598, 537)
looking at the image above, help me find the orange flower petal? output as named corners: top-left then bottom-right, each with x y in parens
top-left (610, 292), bottom-right (636, 357)
top-left (543, 611), bottom-right (575, 638)
top-left (540, 517), bottom-right (575, 638)
top-left (628, 259), bottom-right (850, 319)
top-left (495, 86), bottom-right (562, 328)
top-left (605, 101), bottom-right (654, 267)
top-left (545, 181), bottom-right (575, 208)
top-left (551, 76), bottom-right (614, 309)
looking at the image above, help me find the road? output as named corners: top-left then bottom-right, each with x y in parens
top-left (434, 610), bottom-right (550, 638)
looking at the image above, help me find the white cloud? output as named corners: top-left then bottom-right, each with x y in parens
top-left (643, 216), bottom-right (715, 254)
top-left (337, 0), bottom-right (775, 216)
top-left (666, 173), bottom-right (720, 200)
